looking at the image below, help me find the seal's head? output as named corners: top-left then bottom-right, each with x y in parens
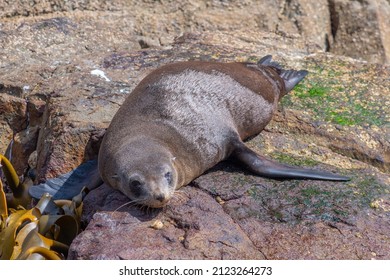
top-left (103, 139), bottom-right (178, 208)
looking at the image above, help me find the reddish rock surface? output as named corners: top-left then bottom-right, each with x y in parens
top-left (1, 0), bottom-right (389, 260)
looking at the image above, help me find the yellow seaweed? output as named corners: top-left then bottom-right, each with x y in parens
top-left (0, 156), bottom-right (84, 260)
top-left (0, 154), bottom-right (32, 209)
top-left (16, 246), bottom-right (63, 260)
top-left (0, 155), bottom-right (19, 190)
top-left (0, 208), bottom-right (40, 260)
top-left (11, 227), bottom-right (69, 260)
top-left (10, 221), bottom-right (39, 259)
top-left (0, 179), bottom-right (8, 230)
top-left (39, 215), bottom-right (79, 246)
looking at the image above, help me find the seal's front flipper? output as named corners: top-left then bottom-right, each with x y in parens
top-left (29, 159), bottom-right (103, 200)
top-left (231, 142), bottom-right (350, 181)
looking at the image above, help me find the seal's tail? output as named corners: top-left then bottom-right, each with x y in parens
top-left (258, 55), bottom-right (308, 93)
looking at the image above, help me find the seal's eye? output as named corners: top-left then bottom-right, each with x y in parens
top-left (129, 179), bottom-right (143, 197)
top-left (131, 180), bottom-right (141, 188)
top-left (164, 172), bottom-right (173, 185)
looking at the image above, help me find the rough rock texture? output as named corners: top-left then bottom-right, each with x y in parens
top-left (1, 0), bottom-right (389, 260)
top-left (71, 184), bottom-right (263, 260)
top-left (1, 0), bottom-right (389, 61)
top-left (329, 0), bottom-right (390, 64)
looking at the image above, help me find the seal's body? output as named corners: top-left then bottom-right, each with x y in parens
top-left (99, 56), bottom-right (349, 208)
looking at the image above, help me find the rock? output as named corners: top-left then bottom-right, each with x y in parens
top-left (328, 0), bottom-right (390, 64)
top-left (2, 95), bottom-right (45, 176)
top-left (275, 0), bottom-right (333, 51)
top-left (1, 1), bottom-right (388, 63)
top-left (0, 92), bottom-right (27, 155)
top-left (0, 12), bottom-right (142, 179)
top-left (0, 0), bottom-right (124, 17)
top-left (26, 95), bottom-right (46, 127)
top-left (69, 183), bottom-right (263, 260)
top-left (0, 1), bottom-right (389, 260)
top-left (7, 126), bottom-right (39, 176)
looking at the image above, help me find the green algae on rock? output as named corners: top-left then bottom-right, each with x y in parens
top-left (281, 59), bottom-right (389, 127)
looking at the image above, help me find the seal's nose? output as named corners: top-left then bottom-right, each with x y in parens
top-left (155, 194), bottom-right (166, 202)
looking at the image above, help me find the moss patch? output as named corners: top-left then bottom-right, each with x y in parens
top-left (270, 151), bottom-right (320, 167)
top-left (281, 60), bottom-right (389, 127)
top-left (245, 172), bottom-right (388, 224)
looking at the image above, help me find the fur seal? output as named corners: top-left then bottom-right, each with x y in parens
top-left (98, 55), bottom-right (349, 208)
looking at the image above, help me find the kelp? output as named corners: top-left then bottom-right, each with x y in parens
top-left (0, 179), bottom-right (8, 230)
top-left (0, 154), bottom-right (31, 209)
top-left (0, 154), bottom-right (84, 260)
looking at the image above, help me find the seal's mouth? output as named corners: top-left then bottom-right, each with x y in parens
top-left (125, 193), bottom-right (171, 208)
top-left (145, 200), bottom-right (169, 208)
top-left (144, 195), bottom-right (171, 208)
top-left (118, 177), bottom-right (173, 208)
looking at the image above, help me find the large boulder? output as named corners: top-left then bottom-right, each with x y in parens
top-left (1, 0), bottom-right (389, 62)
top-left (328, 0), bottom-right (390, 64)
top-left (0, 1), bottom-right (389, 260)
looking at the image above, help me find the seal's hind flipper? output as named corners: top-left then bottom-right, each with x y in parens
top-left (258, 55), bottom-right (282, 69)
top-left (258, 55), bottom-right (308, 93)
top-left (231, 142), bottom-right (350, 181)
top-left (281, 69), bottom-right (308, 92)
top-left (258, 55), bottom-right (273, 65)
